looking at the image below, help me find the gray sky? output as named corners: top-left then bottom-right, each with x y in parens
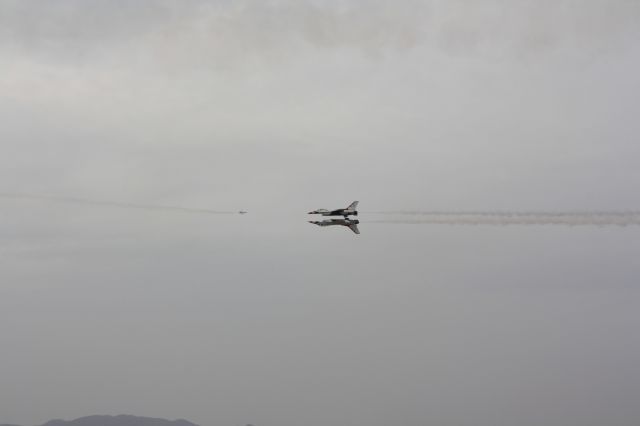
top-left (1, 0), bottom-right (639, 211)
top-left (1, 1), bottom-right (640, 426)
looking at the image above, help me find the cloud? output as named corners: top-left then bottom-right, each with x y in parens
top-left (1, 0), bottom-right (638, 69)
top-left (431, 0), bottom-right (640, 55)
top-left (0, 0), bottom-right (428, 64)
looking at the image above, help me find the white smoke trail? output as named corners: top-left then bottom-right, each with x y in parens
top-left (0, 193), bottom-right (236, 215)
top-left (368, 211), bottom-right (640, 226)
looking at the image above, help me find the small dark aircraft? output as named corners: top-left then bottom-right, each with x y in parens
top-left (308, 201), bottom-right (358, 218)
top-left (309, 218), bottom-right (360, 235)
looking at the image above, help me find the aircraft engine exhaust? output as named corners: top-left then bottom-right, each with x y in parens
top-left (368, 211), bottom-right (640, 226)
top-left (0, 192), bottom-right (236, 215)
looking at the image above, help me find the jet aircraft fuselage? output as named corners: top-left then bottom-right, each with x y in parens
top-left (309, 218), bottom-right (360, 234)
top-left (308, 201), bottom-right (359, 218)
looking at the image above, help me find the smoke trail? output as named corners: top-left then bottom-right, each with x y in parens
top-left (0, 192), bottom-right (236, 215)
top-left (367, 211), bottom-right (640, 226)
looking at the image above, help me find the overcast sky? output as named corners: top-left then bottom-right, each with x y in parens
top-left (1, 2), bottom-right (640, 426)
top-left (1, 0), bottom-right (639, 211)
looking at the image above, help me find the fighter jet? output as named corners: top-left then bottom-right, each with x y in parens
top-left (308, 201), bottom-right (359, 218)
top-left (309, 218), bottom-right (360, 234)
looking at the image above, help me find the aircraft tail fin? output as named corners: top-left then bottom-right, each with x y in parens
top-left (347, 201), bottom-right (359, 211)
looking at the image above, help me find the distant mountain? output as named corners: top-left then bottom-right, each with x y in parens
top-left (1, 415), bottom-right (198, 426)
